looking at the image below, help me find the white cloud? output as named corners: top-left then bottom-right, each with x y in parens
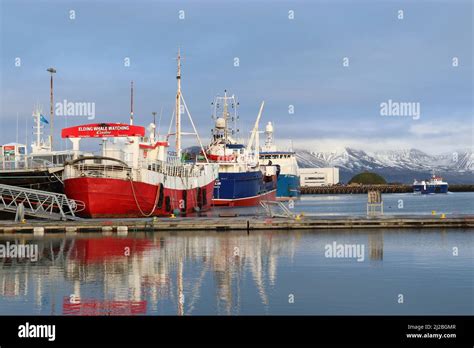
top-left (409, 123), bottom-right (445, 136)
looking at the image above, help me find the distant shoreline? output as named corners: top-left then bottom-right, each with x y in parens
top-left (301, 184), bottom-right (474, 194)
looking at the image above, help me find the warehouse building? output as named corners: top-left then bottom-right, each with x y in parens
top-left (299, 167), bottom-right (340, 187)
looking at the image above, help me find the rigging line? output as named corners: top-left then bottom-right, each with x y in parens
top-left (157, 106), bottom-right (163, 136)
top-left (167, 110), bottom-right (175, 141)
top-left (180, 93), bottom-right (209, 163)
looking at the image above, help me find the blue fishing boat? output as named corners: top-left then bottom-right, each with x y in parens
top-left (204, 92), bottom-right (278, 206)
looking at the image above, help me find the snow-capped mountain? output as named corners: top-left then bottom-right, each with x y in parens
top-left (296, 148), bottom-right (474, 183)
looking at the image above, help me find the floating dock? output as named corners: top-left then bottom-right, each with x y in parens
top-left (0, 215), bottom-right (472, 234)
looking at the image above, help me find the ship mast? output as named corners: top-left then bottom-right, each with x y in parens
top-left (130, 81), bottom-right (134, 125)
top-left (175, 49), bottom-right (182, 159)
top-left (168, 48), bottom-right (208, 163)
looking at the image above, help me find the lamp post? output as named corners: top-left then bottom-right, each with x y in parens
top-left (46, 67), bottom-right (56, 151)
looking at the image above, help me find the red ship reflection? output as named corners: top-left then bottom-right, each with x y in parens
top-left (63, 297), bottom-right (147, 316)
top-left (69, 237), bottom-right (154, 263)
top-left (62, 237), bottom-right (154, 315)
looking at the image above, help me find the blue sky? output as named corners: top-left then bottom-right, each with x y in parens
top-left (0, 0), bottom-right (472, 153)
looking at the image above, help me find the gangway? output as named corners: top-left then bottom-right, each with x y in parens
top-left (260, 200), bottom-right (295, 218)
top-left (0, 184), bottom-right (84, 220)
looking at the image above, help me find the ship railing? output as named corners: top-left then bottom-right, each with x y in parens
top-left (142, 159), bottom-right (205, 178)
top-left (166, 152), bottom-right (181, 164)
top-left (68, 162), bottom-right (132, 180)
top-left (29, 157), bottom-right (56, 168)
top-left (0, 154), bottom-right (74, 170)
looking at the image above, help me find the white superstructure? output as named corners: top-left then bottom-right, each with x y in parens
top-left (259, 122), bottom-right (298, 177)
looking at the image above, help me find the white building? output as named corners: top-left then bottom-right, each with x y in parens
top-left (299, 167), bottom-right (339, 187)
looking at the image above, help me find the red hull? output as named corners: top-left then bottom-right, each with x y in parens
top-left (212, 189), bottom-right (277, 207)
top-left (65, 177), bottom-right (215, 218)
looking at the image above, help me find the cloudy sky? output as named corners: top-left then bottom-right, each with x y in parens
top-left (0, 0), bottom-right (472, 154)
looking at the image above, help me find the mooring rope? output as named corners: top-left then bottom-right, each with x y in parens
top-left (129, 177), bottom-right (161, 217)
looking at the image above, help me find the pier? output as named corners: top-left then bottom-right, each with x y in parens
top-left (301, 184), bottom-right (474, 194)
top-left (0, 215), bottom-right (472, 234)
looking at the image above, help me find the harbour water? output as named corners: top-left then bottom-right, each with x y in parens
top-left (211, 192), bottom-right (474, 216)
top-left (295, 192), bottom-right (474, 215)
top-left (0, 193), bottom-right (472, 316)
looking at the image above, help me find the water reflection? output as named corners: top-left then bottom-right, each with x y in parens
top-left (368, 232), bottom-right (384, 261)
top-left (0, 229), bottom-right (472, 315)
top-left (0, 232), bottom-right (301, 315)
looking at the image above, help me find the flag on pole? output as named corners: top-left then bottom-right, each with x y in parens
top-left (40, 114), bottom-right (49, 124)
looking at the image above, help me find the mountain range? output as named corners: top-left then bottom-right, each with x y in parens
top-left (295, 148), bottom-right (474, 184)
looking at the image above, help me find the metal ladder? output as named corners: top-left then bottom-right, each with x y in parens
top-left (0, 184), bottom-right (85, 220)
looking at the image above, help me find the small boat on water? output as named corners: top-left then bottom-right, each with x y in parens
top-left (204, 91), bottom-right (278, 206)
top-left (259, 122), bottom-right (300, 200)
top-left (62, 53), bottom-right (219, 218)
top-left (413, 174), bottom-right (449, 194)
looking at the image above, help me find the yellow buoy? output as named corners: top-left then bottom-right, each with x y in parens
top-left (431, 210), bottom-right (436, 215)
top-left (440, 213), bottom-right (446, 219)
top-left (170, 214), bottom-right (176, 219)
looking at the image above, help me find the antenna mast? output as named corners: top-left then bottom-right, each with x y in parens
top-left (175, 49), bottom-right (182, 158)
top-left (223, 90), bottom-right (229, 145)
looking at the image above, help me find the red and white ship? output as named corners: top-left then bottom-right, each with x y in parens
top-left (61, 53), bottom-right (219, 218)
